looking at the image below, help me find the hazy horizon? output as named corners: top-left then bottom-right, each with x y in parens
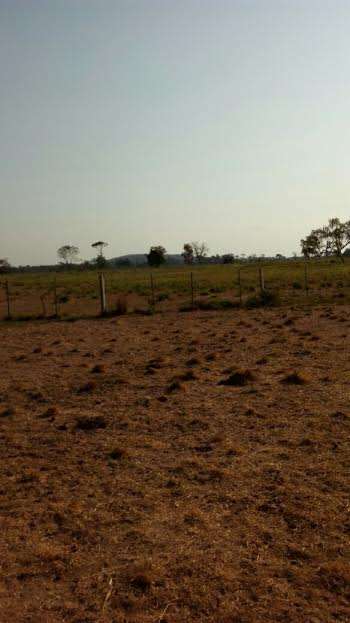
top-left (2, 0), bottom-right (350, 265)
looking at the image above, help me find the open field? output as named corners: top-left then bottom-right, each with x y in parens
top-left (3, 259), bottom-right (350, 319)
top-left (1, 304), bottom-right (349, 622)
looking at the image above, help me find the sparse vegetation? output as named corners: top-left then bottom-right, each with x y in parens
top-left (1, 293), bottom-right (349, 623)
top-left (5, 258), bottom-right (350, 320)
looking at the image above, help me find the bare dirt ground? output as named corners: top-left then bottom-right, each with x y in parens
top-left (0, 305), bottom-right (349, 623)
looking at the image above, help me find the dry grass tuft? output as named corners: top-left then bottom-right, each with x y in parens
top-left (166, 380), bottom-right (184, 393)
top-left (75, 415), bottom-right (107, 431)
top-left (218, 369), bottom-right (255, 387)
top-left (91, 364), bottom-right (105, 374)
top-left (109, 447), bottom-right (128, 460)
top-left (129, 569), bottom-right (153, 593)
top-left (178, 370), bottom-right (197, 382)
top-left (39, 406), bottom-right (58, 419)
top-left (186, 357), bottom-right (200, 367)
top-left (205, 353), bottom-right (216, 361)
top-left (0, 407), bottom-right (15, 418)
top-left (281, 371), bottom-right (308, 385)
top-left (77, 380), bottom-right (96, 393)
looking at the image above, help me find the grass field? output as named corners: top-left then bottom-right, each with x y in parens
top-left (2, 259), bottom-right (350, 319)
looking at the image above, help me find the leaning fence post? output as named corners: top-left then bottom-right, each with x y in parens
top-left (150, 273), bottom-right (156, 307)
top-left (238, 268), bottom-right (242, 306)
top-left (98, 273), bottom-right (107, 316)
top-left (190, 272), bottom-right (195, 309)
top-left (304, 262), bottom-right (309, 294)
top-left (5, 280), bottom-right (11, 318)
top-left (259, 267), bottom-right (265, 294)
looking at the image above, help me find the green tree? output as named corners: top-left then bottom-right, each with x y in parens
top-left (91, 241), bottom-right (108, 269)
top-left (57, 245), bottom-right (79, 265)
top-left (192, 241), bottom-right (209, 263)
top-left (146, 246), bottom-right (166, 267)
top-left (91, 241), bottom-right (108, 257)
top-left (0, 258), bottom-right (11, 274)
top-left (182, 243), bottom-right (194, 264)
top-left (301, 218), bottom-right (350, 261)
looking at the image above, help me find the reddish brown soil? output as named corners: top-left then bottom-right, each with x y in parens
top-left (0, 306), bottom-right (349, 622)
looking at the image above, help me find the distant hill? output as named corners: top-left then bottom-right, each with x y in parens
top-left (109, 254), bottom-right (184, 266)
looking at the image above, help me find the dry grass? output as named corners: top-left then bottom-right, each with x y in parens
top-left (0, 304), bottom-right (349, 622)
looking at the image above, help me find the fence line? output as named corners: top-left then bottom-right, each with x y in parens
top-left (1, 261), bottom-right (350, 320)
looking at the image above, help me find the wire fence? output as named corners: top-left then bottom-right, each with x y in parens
top-left (1, 261), bottom-right (350, 320)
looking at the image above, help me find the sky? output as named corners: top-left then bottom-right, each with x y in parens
top-left (1, 0), bottom-right (350, 265)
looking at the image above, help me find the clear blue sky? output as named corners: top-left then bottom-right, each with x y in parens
top-left (1, 0), bottom-right (350, 265)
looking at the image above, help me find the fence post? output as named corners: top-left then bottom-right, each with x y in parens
top-left (5, 280), bottom-right (11, 318)
top-left (40, 294), bottom-right (47, 317)
top-left (238, 268), bottom-right (242, 306)
top-left (98, 273), bottom-right (107, 316)
top-left (259, 267), bottom-right (265, 294)
top-left (304, 262), bottom-right (309, 294)
top-left (190, 272), bottom-right (195, 309)
top-left (53, 278), bottom-right (59, 317)
top-left (150, 273), bottom-right (156, 307)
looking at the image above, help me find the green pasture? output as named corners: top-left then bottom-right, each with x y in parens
top-left (3, 259), bottom-right (350, 304)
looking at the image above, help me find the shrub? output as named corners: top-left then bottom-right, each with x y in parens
top-left (58, 294), bottom-right (69, 304)
top-left (179, 298), bottom-right (239, 312)
top-left (245, 289), bottom-right (280, 308)
top-left (156, 292), bottom-right (170, 302)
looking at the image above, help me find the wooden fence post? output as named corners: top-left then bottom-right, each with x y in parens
top-left (304, 263), bottom-right (309, 293)
top-left (190, 272), bottom-right (195, 309)
top-left (53, 278), bottom-right (59, 317)
top-left (98, 273), bottom-right (107, 316)
top-left (5, 280), bottom-right (11, 318)
top-left (150, 273), bottom-right (156, 307)
top-left (259, 267), bottom-right (265, 294)
top-left (238, 268), bottom-right (242, 306)
top-left (40, 294), bottom-right (47, 317)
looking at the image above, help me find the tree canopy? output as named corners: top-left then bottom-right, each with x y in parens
top-left (57, 245), bottom-right (79, 265)
top-left (146, 246), bottom-right (166, 267)
top-left (0, 258), bottom-right (11, 273)
top-left (192, 241), bottom-right (209, 263)
top-left (301, 218), bottom-right (350, 260)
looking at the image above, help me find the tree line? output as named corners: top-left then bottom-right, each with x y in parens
top-left (146, 242), bottom-right (212, 267)
top-left (301, 218), bottom-right (350, 261)
top-left (6, 217), bottom-right (350, 273)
